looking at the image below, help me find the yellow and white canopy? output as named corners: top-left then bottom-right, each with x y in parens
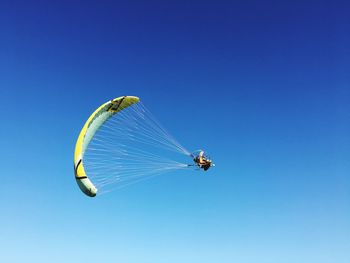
top-left (74, 96), bottom-right (139, 197)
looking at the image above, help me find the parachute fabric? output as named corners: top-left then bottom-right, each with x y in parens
top-left (74, 96), bottom-right (192, 197)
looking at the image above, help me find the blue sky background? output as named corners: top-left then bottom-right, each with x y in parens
top-left (0, 1), bottom-right (349, 262)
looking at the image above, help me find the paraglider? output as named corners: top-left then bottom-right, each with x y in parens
top-left (192, 150), bottom-right (215, 171)
top-left (73, 96), bottom-right (214, 197)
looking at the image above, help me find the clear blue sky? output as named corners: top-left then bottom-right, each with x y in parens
top-left (0, 1), bottom-right (349, 262)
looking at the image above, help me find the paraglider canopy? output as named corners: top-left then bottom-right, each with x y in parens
top-left (74, 96), bottom-right (140, 197)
